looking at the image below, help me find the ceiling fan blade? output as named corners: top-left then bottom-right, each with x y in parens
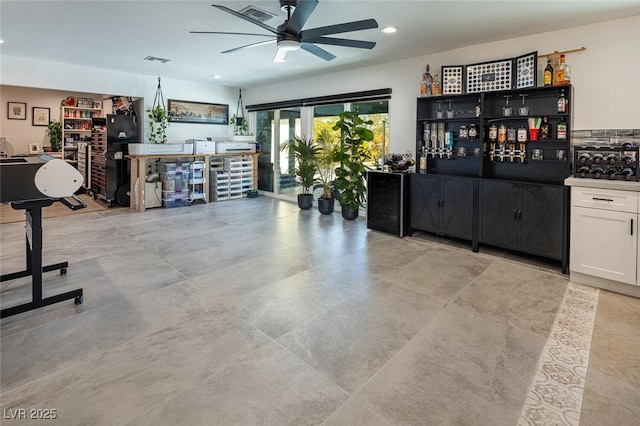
top-left (222, 39), bottom-right (276, 54)
top-left (190, 31), bottom-right (275, 37)
top-left (301, 42), bottom-right (336, 61)
top-left (300, 18), bottom-right (378, 39)
top-left (282, 0), bottom-right (318, 35)
top-left (302, 36), bottom-right (376, 49)
top-left (212, 4), bottom-right (280, 35)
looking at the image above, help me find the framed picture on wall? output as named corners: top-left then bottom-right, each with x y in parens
top-left (32, 107), bottom-right (50, 126)
top-left (167, 99), bottom-right (229, 125)
top-left (29, 143), bottom-right (40, 153)
top-left (465, 58), bottom-right (513, 93)
top-left (7, 102), bottom-right (27, 120)
top-left (514, 51), bottom-right (537, 89)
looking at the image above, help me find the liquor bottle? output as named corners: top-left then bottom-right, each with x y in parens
top-left (607, 167), bottom-right (617, 180)
top-left (475, 97), bottom-right (481, 117)
top-left (607, 153), bottom-right (618, 164)
top-left (557, 89), bottom-right (568, 113)
top-left (420, 64), bottom-right (433, 97)
top-left (544, 59), bottom-right (553, 86)
top-left (554, 53), bottom-right (571, 86)
top-left (557, 118), bottom-right (567, 140)
top-left (498, 123), bottom-right (507, 143)
top-left (489, 123), bottom-right (498, 142)
top-left (468, 124), bottom-right (478, 139)
top-left (432, 73), bottom-right (441, 96)
top-left (539, 116), bottom-right (552, 140)
top-left (419, 147), bottom-right (427, 172)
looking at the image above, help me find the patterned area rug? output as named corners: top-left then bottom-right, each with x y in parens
top-left (0, 193), bottom-right (108, 224)
top-left (518, 281), bottom-right (600, 426)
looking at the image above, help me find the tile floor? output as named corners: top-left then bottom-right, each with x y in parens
top-left (0, 197), bottom-right (638, 425)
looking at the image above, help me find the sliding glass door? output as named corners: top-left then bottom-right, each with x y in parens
top-left (254, 100), bottom-right (388, 200)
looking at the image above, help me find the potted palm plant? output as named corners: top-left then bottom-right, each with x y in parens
top-left (314, 128), bottom-right (338, 215)
top-left (332, 108), bottom-right (374, 220)
top-left (282, 135), bottom-right (319, 210)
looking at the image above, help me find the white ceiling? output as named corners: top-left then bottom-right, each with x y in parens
top-left (2, 1), bottom-right (639, 88)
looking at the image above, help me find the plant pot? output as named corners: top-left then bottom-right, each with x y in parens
top-left (297, 193), bottom-right (313, 210)
top-left (318, 197), bottom-right (334, 215)
top-left (341, 207), bottom-right (359, 220)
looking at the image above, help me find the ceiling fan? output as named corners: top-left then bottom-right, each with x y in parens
top-left (191, 0), bottom-right (378, 63)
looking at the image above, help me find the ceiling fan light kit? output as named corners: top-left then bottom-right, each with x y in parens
top-left (192, 0), bottom-right (378, 63)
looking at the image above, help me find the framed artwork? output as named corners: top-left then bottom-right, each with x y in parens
top-left (167, 99), bottom-right (229, 125)
top-left (7, 102), bottom-right (27, 120)
top-left (77, 97), bottom-right (94, 108)
top-left (514, 51), bottom-right (537, 89)
top-left (466, 58), bottom-right (513, 93)
top-left (29, 143), bottom-right (40, 153)
top-left (32, 107), bottom-right (50, 126)
top-left (441, 65), bottom-right (465, 95)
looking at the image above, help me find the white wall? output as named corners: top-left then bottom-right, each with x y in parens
top-left (245, 15), bottom-right (640, 155)
top-left (0, 57), bottom-right (240, 154)
top-left (1, 15), bottom-right (638, 157)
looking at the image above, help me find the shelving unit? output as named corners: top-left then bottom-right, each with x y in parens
top-left (414, 85), bottom-right (572, 270)
top-left (61, 106), bottom-right (102, 166)
top-left (90, 120), bottom-right (107, 202)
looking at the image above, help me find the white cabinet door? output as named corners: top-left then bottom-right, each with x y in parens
top-left (570, 206), bottom-right (638, 285)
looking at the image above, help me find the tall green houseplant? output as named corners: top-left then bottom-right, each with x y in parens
top-left (282, 135), bottom-right (319, 210)
top-left (332, 108), bottom-right (373, 219)
top-left (314, 128), bottom-right (339, 215)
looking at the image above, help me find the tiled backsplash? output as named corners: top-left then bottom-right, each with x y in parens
top-left (572, 129), bottom-right (640, 147)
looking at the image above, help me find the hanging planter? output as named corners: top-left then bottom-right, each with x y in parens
top-left (230, 88), bottom-right (249, 136)
top-left (145, 77), bottom-right (169, 144)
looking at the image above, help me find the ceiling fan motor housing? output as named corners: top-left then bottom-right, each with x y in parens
top-left (280, 0), bottom-right (298, 13)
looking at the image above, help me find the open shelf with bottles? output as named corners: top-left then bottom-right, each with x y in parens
top-left (416, 85), bottom-right (572, 185)
top-left (61, 105), bottom-right (102, 166)
top-left (413, 85), bottom-right (572, 270)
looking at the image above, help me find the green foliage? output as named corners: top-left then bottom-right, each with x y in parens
top-left (281, 135), bottom-right (319, 194)
top-left (314, 128), bottom-right (339, 199)
top-left (230, 114), bottom-right (249, 136)
top-left (46, 120), bottom-right (62, 151)
top-left (332, 108), bottom-right (373, 212)
top-left (146, 106), bottom-right (169, 144)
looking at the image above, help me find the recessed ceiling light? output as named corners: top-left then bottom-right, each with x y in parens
top-left (211, 74), bottom-right (222, 79)
top-left (0, 40), bottom-right (5, 44)
top-left (381, 27), bottom-right (397, 34)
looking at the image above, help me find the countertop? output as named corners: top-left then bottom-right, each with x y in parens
top-left (565, 177), bottom-right (640, 192)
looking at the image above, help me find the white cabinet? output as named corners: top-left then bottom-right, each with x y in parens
top-left (570, 185), bottom-right (639, 287)
top-left (570, 206), bottom-right (637, 284)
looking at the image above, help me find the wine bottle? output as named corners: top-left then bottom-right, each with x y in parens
top-left (544, 59), bottom-right (553, 86)
top-left (578, 165), bottom-right (590, 177)
top-left (578, 153), bottom-right (591, 163)
top-left (592, 166), bottom-right (604, 179)
top-left (621, 167), bottom-right (634, 180)
top-left (592, 153), bottom-right (604, 164)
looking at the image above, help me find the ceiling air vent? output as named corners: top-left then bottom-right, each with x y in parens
top-left (144, 55), bottom-right (171, 64)
top-left (238, 5), bottom-right (277, 23)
